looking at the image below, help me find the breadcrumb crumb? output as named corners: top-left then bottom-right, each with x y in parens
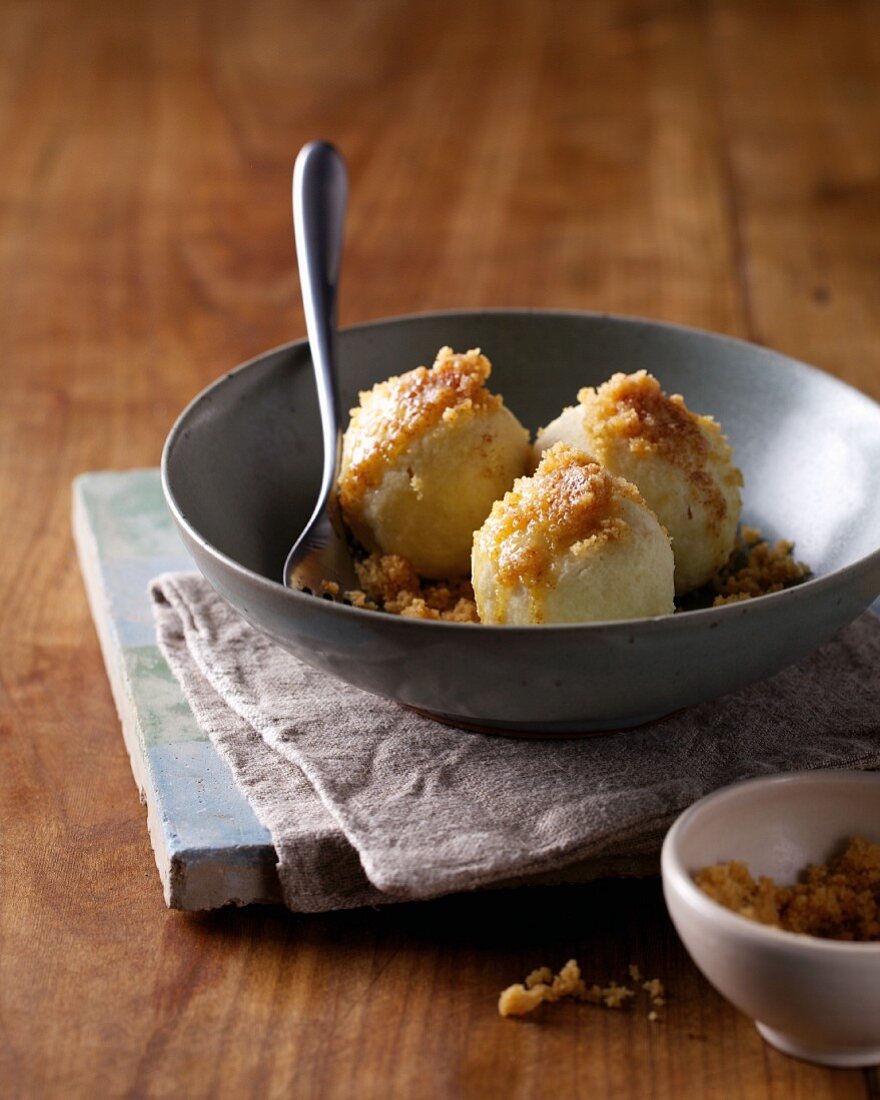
top-left (601, 982), bottom-right (635, 1009)
top-left (525, 967), bottom-right (553, 989)
top-left (642, 978), bottom-right (665, 1001)
top-left (498, 983), bottom-right (546, 1017)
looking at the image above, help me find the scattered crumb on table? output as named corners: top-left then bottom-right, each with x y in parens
top-left (498, 959), bottom-right (666, 1020)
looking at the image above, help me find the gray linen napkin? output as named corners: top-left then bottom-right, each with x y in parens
top-left (151, 573), bottom-right (880, 913)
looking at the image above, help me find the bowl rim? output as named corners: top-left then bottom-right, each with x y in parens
top-left (661, 769), bottom-right (880, 954)
top-left (161, 306), bottom-right (880, 634)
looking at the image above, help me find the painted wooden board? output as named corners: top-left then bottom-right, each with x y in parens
top-left (72, 470), bottom-right (281, 910)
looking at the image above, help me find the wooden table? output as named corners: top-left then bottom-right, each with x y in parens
top-left (2, 1), bottom-right (878, 1095)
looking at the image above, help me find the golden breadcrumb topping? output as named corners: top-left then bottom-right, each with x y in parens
top-left (577, 371), bottom-right (743, 528)
top-left (481, 442), bottom-right (638, 588)
top-left (499, 959), bottom-right (666, 1019)
top-left (322, 553), bottom-right (478, 622)
top-left (711, 525), bottom-right (810, 605)
top-left (339, 347), bottom-right (502, 511)
top-left (695, 837), bottom-right (880, 941)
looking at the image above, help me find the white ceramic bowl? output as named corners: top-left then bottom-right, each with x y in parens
top-left (661, 770), bottom-right (880, 1067)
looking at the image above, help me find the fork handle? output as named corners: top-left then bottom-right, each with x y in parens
top-left (292, 141), bottom-right (348, 506)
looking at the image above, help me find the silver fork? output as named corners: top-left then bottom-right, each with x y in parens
top-left (282, 141), bottom-right (360, 597)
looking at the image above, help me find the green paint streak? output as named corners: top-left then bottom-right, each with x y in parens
top-left (76, 470), bottom-right (183, 560)
top-left (124, 645), bottom-right (208, 747)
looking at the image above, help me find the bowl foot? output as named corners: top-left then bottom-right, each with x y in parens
top-left (756, 1022), bottom-right (880, 1068)
top-left (403, 706), bottom-right (677, 738)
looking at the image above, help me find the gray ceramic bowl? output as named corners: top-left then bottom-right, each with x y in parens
top-left (162, 310), bottom-right (880, 734)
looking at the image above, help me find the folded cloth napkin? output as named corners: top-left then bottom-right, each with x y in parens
top-left (151, 573), bottom-right (880, 913)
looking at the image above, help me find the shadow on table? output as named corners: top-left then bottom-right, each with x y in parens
top-left (179, 876), bottom-right (678, 973)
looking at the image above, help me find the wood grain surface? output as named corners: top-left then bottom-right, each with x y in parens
top-left (1, 0), bottom-right (879, 1096)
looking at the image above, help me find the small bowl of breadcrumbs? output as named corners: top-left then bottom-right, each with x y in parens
top-left (661, 770), bottom-right (880, 1068)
